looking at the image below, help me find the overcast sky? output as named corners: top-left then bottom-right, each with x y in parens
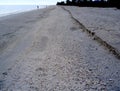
top-left (0, 0), bottom-right (66, 5)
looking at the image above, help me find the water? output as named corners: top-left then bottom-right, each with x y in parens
top-left (0, 5), bottom-right (46, 17)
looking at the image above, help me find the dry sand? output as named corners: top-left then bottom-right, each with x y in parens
top-left (0, 6), bottom-right (120, 91)
top-left (63, 6), bottom-right (120, 58)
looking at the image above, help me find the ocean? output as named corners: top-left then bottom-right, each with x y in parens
top-left (0, 5), bottom-right (46, 17)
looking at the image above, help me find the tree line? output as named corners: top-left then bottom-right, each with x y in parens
top-left (57, 0), bottom-right (120, 9)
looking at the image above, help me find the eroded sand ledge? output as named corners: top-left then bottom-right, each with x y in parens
top-left (63, 6), bottom-right (120, 59)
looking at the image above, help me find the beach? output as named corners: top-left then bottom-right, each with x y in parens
top-left (0, 6), bottom-right (120, 91)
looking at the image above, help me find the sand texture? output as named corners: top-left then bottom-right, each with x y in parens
top-left (0, 6), bottom-right (120, 91)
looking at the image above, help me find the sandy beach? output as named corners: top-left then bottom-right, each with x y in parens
top-left (0, 6), bottom-right (120, 91)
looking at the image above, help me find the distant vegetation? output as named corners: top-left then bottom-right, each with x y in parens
top-left (57, 0), bottom-right (120, 9)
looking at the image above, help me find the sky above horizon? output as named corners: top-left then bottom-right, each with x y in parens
top-left (0, 0), bottom-right (66, 5)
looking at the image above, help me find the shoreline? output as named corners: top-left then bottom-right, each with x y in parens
top-left (0, 5), bottom-right (47, 19)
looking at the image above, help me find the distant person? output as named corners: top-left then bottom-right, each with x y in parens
top-left (37, 5), bottom-right (39, 9)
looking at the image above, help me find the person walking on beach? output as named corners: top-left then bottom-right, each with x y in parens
top-left (37, 5), bottom-right (39, 9)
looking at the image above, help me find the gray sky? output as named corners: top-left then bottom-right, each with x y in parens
top-left (0, 0), bottom-right (66, 5)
